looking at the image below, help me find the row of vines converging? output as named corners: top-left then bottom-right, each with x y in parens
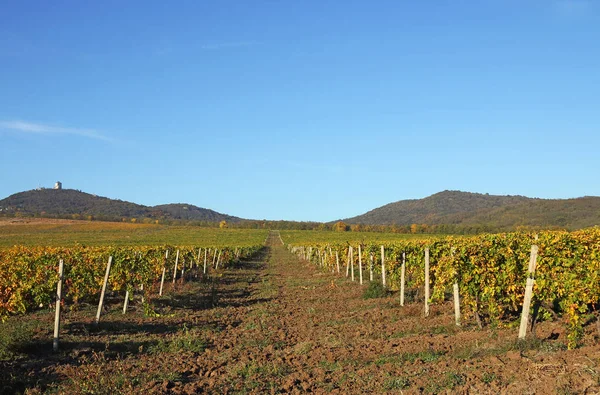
top-left (286, 228), bottom-right (600, 349)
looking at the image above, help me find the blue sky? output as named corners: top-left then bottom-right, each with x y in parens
top-left (1, 1), bottom-right (599, 221)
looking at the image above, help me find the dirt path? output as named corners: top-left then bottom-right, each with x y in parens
top-left (2, 231), bottom-right (600, 394)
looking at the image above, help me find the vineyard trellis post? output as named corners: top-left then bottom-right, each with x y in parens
top-left (451, 248), bottom-right (461, 326)
top-left (424, 248), bottom-right (430, 317)
top-left (381, 246), bottom-right (386, 287)
top-left (370, 253), bottom-right (374, 281)
top-left (53, 259), bottom-right (64, 352)
top-left (518, 245), bottom-right (539, 340)
top-left (453, 283), bottom-right (461, 326)
top-left (400, 252), bottom-right (406, 306)
top-left (123, 286), bottom-right (130, 315)
top-left (350, 246), bottom-right (355, 282)
top-left (203, 248), bottom-right (208, 274)
top-left (159, 250), bottom-right (168, 296)
top-left (215, 249), bottom-right (222, 270)
top-left (95, 256), bottom-right (113, 325)
top-left (181, 257), bottom-right (186, 282)
top-left (358, 244), bottom-right (363, 285)
top-left (172, 249), bottom-right (180, 284)
top-left (346, 247), bottom-right (350, 277)
top-left (196, 248), bottom-right (201, 278)
top-left (335, 251), bottom-right (340, 274)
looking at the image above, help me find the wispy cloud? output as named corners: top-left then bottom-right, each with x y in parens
top-left (0, 120), bottom-right (112, 142)
top-left (200, 41), bottom-right (260, 51)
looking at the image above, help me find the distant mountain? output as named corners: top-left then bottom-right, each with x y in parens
top-left (343, 190), bottom-right (600, 231)
top-left (0, 189), bottom-right (242, 223)
top-left (154, 203), bottom-right (240, 222)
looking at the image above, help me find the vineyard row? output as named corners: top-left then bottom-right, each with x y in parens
top-left (0, 244), bottom-right (264, 321)
top-left (286, 228), bottom-right (600, 349)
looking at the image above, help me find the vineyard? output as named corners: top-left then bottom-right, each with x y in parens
top-left (0, 243), bottom-right (264, 321)
top-left (0, 226), bottom-right (599, 393)
top-left (283, 228), bottom-right (600, 349)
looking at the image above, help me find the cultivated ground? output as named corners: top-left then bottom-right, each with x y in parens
top-left (1, 232), bottom-right (599, 394)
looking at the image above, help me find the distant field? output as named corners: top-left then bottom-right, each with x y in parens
top-left (280, 230), bottom-right (440, 244)
top-left (0, 219), bottom-right (268, 247)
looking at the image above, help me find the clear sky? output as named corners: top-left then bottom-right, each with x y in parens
top-left (1, 1), bottom-right (599, 222)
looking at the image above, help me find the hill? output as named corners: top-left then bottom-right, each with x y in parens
top-left (0, 189), bottom-right (241, 223)
top-left (343, 190), bottom-right (600, 231)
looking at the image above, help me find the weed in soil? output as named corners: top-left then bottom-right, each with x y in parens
top-left (148, 324), bottom-right (207, 354)
top-left (362, 281), bottom-right (387, 299)
top-left (384, 375), bottom-right (410, 390)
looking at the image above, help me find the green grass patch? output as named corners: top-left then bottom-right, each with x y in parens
top-left (362, 281), bottom-right (388, 299)
top-left (148, 324), bottom-right (207, 354)
top-left (384, 376), bottom-right (410, 390)
top-left (0, 318), bottom-right (46, 360)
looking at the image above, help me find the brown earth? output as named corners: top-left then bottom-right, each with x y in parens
top-left (1, 232), bottom-right (599, 394)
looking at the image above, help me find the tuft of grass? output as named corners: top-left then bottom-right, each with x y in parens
top-left (293, 341), bottom-right (313, 355)
top-left (318, 360), bottom-right (341, 372)
top-left (482, 372), bottom-right (497, 384)
top-left (384, 376), bottom-right (410, 390)
top-left (362, 281), bottom-right (388, 299)
top-left (148, 324), bottom-right (206, 354)
top-left (445, 372), bottom-right (466, 388)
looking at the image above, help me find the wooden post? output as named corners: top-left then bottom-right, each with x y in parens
top-left (346, 248), bottom-right (351, 277)
top-left (336, 251), bottom-right (340, 274)
top-left (425, 248), bottom-right (430, 317)
top-left (212, 248), bottom-right (218, 268)
top-left (123, 289), bottom-right (129, 314)
top-left (451, 248), bottom-right (460, 326)
top-left (159, 250), bottom-right (168, 296)
top-left (370, 253), bottom-right (374, 281)
top-left (53, 259), bottom-right (64, 352)
top-left (519, 245), bottom-right (539, 340)
top-left (140, 283), bottom-right (145, 304)
top-left (358, 244), bottom-right (363, 285)
top-left (453, 283), bottom-right (461, 326)
top-left (350, 246), bottom-right (355, 282)
top-left (215, 249), bottom-right (222, 270)
top-left (381, 245), bottom-right (386, 287)
top-left (195, 248), bottom-right (201, 278)
top-left (400, 252), bottom-right (406, 306)
top-left (95, 256), bottom-right (113, 325)
top-left (159, 267), bottom-right (166, 296)
top-left (203, 248), bottom-right (208, 274)
top-left (181, 257), bottom-right (186, 281)
top-left (172, 249), bottom-right (180, 284)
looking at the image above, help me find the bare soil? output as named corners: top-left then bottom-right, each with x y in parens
top-left (1, 232), bottom-right (599, 394)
